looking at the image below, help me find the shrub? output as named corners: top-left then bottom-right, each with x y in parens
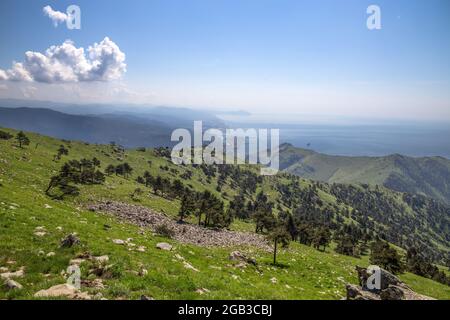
top-left (155, 224), bottom-right (175, 239)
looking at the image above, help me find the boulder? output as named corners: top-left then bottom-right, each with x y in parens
top-left (346, 284), bottom-right (380, 300)
top-left (356, 265), bottom-right (402, 291)
top-left (380, 285), bottom-right (405, 300)
top-left (347, 266), bottom-right (435, 300)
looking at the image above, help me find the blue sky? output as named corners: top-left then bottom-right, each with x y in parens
top-left (0, 0), bottom-right (449, 121)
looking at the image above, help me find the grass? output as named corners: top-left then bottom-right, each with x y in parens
top-left (0, 127), bottom-right (449, 300)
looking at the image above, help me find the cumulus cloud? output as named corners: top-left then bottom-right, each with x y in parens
top-left (43, 5), bottom-right (68, 27)
top-left (0, 37), bottom-right (126, 83)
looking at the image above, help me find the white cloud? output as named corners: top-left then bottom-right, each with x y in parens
top-left (0, 37), bottom-right (126, 83)
top-left (43, 5), bottom-right (68, 27)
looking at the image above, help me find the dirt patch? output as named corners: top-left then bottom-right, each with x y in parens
top-left (88, 201), bottom-right (271, 251)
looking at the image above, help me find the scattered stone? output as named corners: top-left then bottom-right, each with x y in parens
top-left (60, 233), bottom-right (80, 248)
top-left (34, 284), bottom-right (91, 300)
top-left (0, 268), bottom-right (25, 279)
top-left (270, 277), bottom-right (278, 284)
top-left (196, 288), bottom-right (210, 295)
top-left (81, 279), bottom-right (105, 290)
top-left (140, 295), bottom-right (154, 300)
top-left (56, 226), bottom-right (63, 231)
top-left (229, 251), bottom-right (257, 266)
top-left (34, 231), bottom-right (46, 237)
top-left (183, 261), bottom-right (199, 272)
top-left (93, 255), bottom-right (109, 263)
top-left (44, 204), bottom-right (52, 209)
top-left (46, 252), bottom-right (55, 257)
top-left (112, 239), bottom-right (125, 245)
top-left (93, 292), bottom-right (104, 300)
top-left (89, 201), bottom-right (271, 250)
top-left (136, 246), bottom-right (146, 252)
top-left (69, 258), bottom-right (86, 266)
top-left (139, 268), bottom-right (148, 277)
top-left (0, 267), bottom-right (8, 273)
top-left (5, 279), bottom-right (23, 290)
top-left (209, 266), bottom-right (222, 270)
top-left (156, 242), bottom-right (172, 251)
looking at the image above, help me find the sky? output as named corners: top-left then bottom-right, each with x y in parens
top-left (0, 0), bottom-right (449, 121)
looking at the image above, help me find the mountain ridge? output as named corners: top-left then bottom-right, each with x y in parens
top-left (279, 143), bottom-right (450, 204)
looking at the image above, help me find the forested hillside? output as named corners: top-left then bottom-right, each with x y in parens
top-left (279, 143), bottom-right (450, 205)
top-left (0, 127), bottom-right (449, 299)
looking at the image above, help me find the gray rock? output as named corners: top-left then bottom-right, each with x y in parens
top-left (5, 279), bottom-right (23, 290)
top-left (380, 285), bottom-right (405, 300)
top-left (156, 242), bottom-right (172, 251)
top-left (346, 284), bottom-right (380, 300)
top-left (348, 266), bottom-right (434, 300)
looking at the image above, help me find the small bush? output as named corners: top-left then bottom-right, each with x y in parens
top-left (155, 224), bottom-right (175, 239)
top-left (0, 130), bottom-right (13, 140)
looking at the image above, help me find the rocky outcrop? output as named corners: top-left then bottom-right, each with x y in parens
top-left (89, 201), bottom-right (271, 250)
top-left (346, 266), bottom-right (435, 300)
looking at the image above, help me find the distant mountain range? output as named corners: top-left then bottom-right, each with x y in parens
top-left (2, 99), bottom-right (449, 205)
top-left (0, 99), bottom-right (225, 148)
top-left (279, 143), bottom-right (450, 205)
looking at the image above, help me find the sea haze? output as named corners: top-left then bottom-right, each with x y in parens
top-left (218, 113), bottom-right (450, 158)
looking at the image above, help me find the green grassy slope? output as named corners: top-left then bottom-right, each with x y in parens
top-left (0, 128), bottom-right (449, 300)
top-left (279, 143), bottom-right (450, 204)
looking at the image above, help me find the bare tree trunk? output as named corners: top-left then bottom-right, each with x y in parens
top-left (273, 239), bottom-right (278, 264)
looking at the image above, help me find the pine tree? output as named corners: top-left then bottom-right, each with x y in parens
top-left (105, 164), bottom-right (116, 175)
top-left (267, 224), bottom-right (290, 265)
top-left (369, 240), bottom-right (404, 274)
top-left (179, 193), bottom-right (195, 222)
top-left (15, 131), bottom-right (30, 148)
